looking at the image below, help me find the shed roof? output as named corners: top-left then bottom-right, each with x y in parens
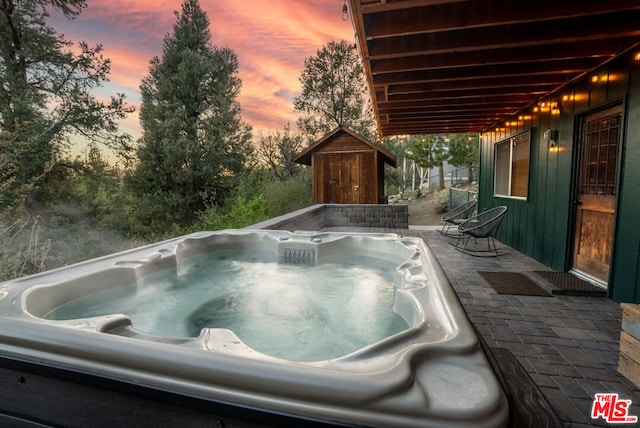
top-left (293, 126), bottom-right (397, 167)
top-left (349, 0), bottom-right (640, 135)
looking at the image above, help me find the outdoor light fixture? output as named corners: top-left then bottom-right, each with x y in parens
top-left (544, 129), bottom-right (559, 152)
top-left (342, 0), bottom-right (348, 20)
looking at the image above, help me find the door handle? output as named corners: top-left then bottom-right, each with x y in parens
top-left (354, 185), bottom-right (359, 190)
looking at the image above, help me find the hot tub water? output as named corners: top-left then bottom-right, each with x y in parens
top-left (45, 250), bottom-right (408, 361)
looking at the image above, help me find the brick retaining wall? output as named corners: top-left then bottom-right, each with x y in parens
top-left (248, 204), bottom-right (408, 231)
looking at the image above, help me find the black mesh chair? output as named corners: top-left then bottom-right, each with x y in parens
top-left (452, 206), bottom-right (508, 256)
top-left (439, 199), bottom-right (477, 237)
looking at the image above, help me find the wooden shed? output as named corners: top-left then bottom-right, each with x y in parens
top-left (293, 126), bottom-right (396, 204)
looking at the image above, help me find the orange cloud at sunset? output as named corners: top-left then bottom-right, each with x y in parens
top-left (49, 0), bottom-right (355, 144)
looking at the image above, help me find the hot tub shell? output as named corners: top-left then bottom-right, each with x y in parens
top-left (0, 230), bottom-right (508, 427)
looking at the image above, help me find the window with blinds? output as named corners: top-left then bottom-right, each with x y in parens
top-left (494, 132), bottom-right (530, 199)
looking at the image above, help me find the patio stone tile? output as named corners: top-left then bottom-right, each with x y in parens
top-left (536, 344), bottom-right (561, 355)
top-left (519, 334), bottom-right (549, 345)
top-left (576, 379), bottom-right (607, 396)
top-left (487, 324), bottom-right (520, 342)
top-left (495, 341), bottom-right (539, 358)
top-left (550, 317), bottom-right (599, 330)
top-left (602, 363), bottom-right (621, 376)
top-left (507, 319), bottom-right (544, 336)
top-left (585, 348), bottom-right (619, 366)
top-left (539, 387), bottom-right (588, 424)
top-left (523, 356), bottom-right (559, 375)
top-left (573, 340), bottom-right (611, 351)
top-left (516, 306), bottom-right (549, 316)
top-left (487, 317), bottom-right (508, 326)
top-left (543, 352), bottom-right (570, 365)
top-left (552, 377), bottom-right (591, 399)
top-left (546, 337), bottom-right (579, 347)
top-left (474, 324), bottom-right (490, 336)
top-left (484, 308), bottom-right (510, 317)
top-left (469, 290), bottom-right (494, 300)
top-left (554, 365), bottom-right (583, 378)
top-left (551, 327), bottom-right (599, 341)
top-left (501, 306), bottom-right (522, 314)
top-left (503, 298), bottom-right (526, 307)
top-left (576, 366), bottom-right (620, 382)
top-left (537, 328), bottom-right (559, 338)
top-left (586, 329), bottom-right (619, 343)
top-left (468, 315), bottom-right (491, 325)
top-left (554, 346), bottom-right (604, 368)
top-left (529, 373), bottom-right (558, 388)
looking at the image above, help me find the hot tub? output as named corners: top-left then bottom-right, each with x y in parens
top-left (0, 230), bottom-right (508, 427)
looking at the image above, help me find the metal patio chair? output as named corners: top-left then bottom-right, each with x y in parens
top-left (452, 206), bottom-right (508, 257)
top-left (439, 199), bottom-right (477, 237)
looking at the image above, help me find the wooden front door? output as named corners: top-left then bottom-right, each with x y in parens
top-left (572, 105), bottom-right (622, 284)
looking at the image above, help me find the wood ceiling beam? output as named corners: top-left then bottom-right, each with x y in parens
top-left (377, 94), bottom-right (535, 110)
top-left (381, 75), bottom-right (567, 95)
top-left (363, 0), bottom-right (640, 39)
top-left (384, 105), bottom-right (520, 115)
top-left (366, 11), bottom-right (640, 59)
top-left (378, 113), bottom-right (501, 122)
top-left (377, 87), bottom-right (547, 102)
top-left (370, 39), bottom-right (631, 74)
top-left (379, 122), bottom-right (494, 134)
top-left (372, 58), bottom-right (599, 86)
top-left (380, 88), bottom-right (546, 105)
top-left (381, 108), bottom-right (528, 119)
top-left (360, 0), bottom-right (469, 14)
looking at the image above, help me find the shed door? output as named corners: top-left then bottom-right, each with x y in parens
top-left (323, 153), bottom-right (362, 204)
top-left (572, 105), bottom-right (622, 284)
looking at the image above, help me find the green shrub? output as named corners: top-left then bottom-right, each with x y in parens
top-left (262, 173), bottom-right (311, 217)
top-left (434, 188), bottom-right (450, 213)
top-left (196, 194), bottom-right (270, 231)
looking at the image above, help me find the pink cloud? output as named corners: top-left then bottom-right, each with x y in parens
top-left (48, 0), bottom-right (355, 140)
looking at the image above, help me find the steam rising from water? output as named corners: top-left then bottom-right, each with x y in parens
top-left (45, 250), bottom-right (409, 361)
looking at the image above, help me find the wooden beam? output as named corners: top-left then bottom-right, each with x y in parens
top-left (363, 0), bottom-right (640, 39)
top-left (366, 12), bottom-right (640, 59)
top-left (372, 58), bottom-right (599, 86)
top-left (370, 39), bottom-right (629, 74)
top-left (381, 75), bottom-right (567, 94)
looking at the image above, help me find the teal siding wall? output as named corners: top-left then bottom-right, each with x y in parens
top-left (610, 57), bottom-right (640, 302)
top-left (479, 49), bottom-right (640, 302)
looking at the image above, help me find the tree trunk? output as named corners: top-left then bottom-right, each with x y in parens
top-left (467, 163), bottom-right (474, 183)
top-left (438, 161), bottom-right (445, 190)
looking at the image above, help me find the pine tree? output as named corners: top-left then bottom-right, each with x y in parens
top-left (407, 135), bottom-right (450, 191)
top-left (448, 134), bottom-right (479, 183)
top-left (130, 0), bottom-right (252, 233)
top-left (0, 0), bottom-right (133, 209)
top-left (294, 40), bottom-right (375, 142)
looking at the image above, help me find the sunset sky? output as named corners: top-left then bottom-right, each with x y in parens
top-left (48, 0), bottom-right (355, 147)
